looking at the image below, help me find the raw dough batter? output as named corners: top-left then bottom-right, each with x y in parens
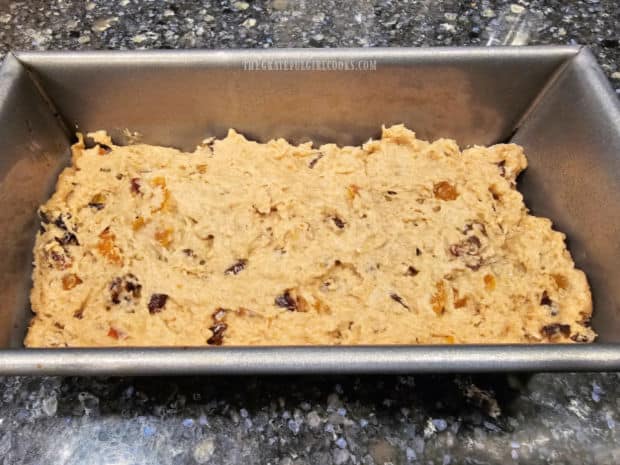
top-left (25, 125), bottom-right (595, 347)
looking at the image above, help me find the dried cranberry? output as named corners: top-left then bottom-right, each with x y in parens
top-left (55, 232), bottom-right (80, 246)
top-left (308, 152), bottom-right (324, 169)
top-left (207, 322), bottom-right (228, 345)
top-left (130, 178), bottom-right (141, 194)
top-left (275, 290), bottom-right (297, 311)
top-left (124, 274), bottom-right (142, 298)
top-left (148, 293), bottom-right (168, 313)
top-left (53, 214), bottom-right (69, 231)
top-left (540, 291), bottom-right (552, 306)
top-left (406, 266), bottom-right (419, 276)
top-left (108, 274), bottom-right (142, 305)
top-left (109, 277), bottom-right (123, 304)
top-left (50, 250), bottom-right (72, 269)
top-left (332, 216), bottom-right (345, 229)
top-left (541, 323), bottom-right (571, 338)
top-left (224, 259), bottom-right (247, 275)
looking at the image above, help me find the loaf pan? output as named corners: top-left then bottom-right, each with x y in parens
top-left (0, 46), bottom-right (619, 375)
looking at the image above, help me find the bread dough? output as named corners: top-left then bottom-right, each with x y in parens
top-left (25, 125), bottom-right (595, 347)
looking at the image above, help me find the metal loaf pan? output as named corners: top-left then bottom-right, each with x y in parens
top-left (0, 47), bottom-right (619, 375)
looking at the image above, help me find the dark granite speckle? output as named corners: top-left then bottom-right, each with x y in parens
top-left (1, 1), bottom-right (620, 463)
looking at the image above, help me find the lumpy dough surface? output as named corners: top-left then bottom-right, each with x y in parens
top-left (25, 125), bottom-right (595, 347)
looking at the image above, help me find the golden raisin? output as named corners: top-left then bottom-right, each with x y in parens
top-left (454, 296), bottom-right (468, 308)
top-left (433, 181), bottom-right (458, 201)
top-left (150, 178), bottom-right (171, 213)
top-left (97, 228), bottom-right (123, 265)
top-left (312, 298), bottom-right (332, 315)
top-left (346, 184), bottom-right (360, 201)
top-left (432, 334), bottom-right (455, 344)
top-left (430, 281), bottom-right (447, 315)
top-left (132, 217), bottom-right (146, 231)
top-left (62, 273), bottom-right (82, 290)
top-left (552, 273), bottom-right (569, 290)
top-left (484, 274), bottom-right (496, 291)
top-left (150, 176), bottom-right (166, 188)
top-left (154, 228), bottom-right (173, 248)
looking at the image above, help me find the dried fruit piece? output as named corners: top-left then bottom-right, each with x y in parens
top-left (484, 274), bottom-right (496, 291)
top-left (107, 326), bottom-right (127, 340)
top-left (225, 259), bottom-right (247, 275)
top-left (275, 290), bottom-right (297, 311)
top-left (454, 296), bottom-right (468, 308)
top-left (387, 190), bottom-right (398, 195)
top-left (196, 164), bottom-right (207, 174)
top-left (109, 273), bottom-right (142, 304)
top-left (130, 178), bottom-right (141, 194)
top-left (148, 293), bottom-right (168, 314)
top-left (346, 184), bottom-right (360, 201)
top-left (182, 248), bottom-right (195, 257)
top-left (150, 176), bottom-right (166, 188)
top-left (432, 334), bottom-right (455, 344)
top-left (38, 209), bottom-right (51, 225)
top-left (433, 181), bottom-right (458, 201)
top-left (390, 292), bottom-right (410, 310)
top-left (430, 281), bottom-right (447, 315)
top-left (207, 322), bottom-right (228, 345)
top-left (150, 177), bottom-right (171, 212)
top-left (541, 323), bottom-right (571, 339)
top-left (332, 216), bottom-right (345, 229)
top-left (98, 143), bottom-right (112, 155)
top-left (97, 227), bottom-right (123, 265)
top-left (55, 232), bottom-right (80, 247)
top-left (53, 213), bottom-right (70, 231)
top-left (449, 236), bottom-right (483, 270)
top-left (132, 217), bottom-right (146, 231)
top-left (62, 273), bottom-right (82, 290)
top-left (405, 266), bottom-right (419, 277)
top-left (73, 308), bottom-right (84, 319)
top-left (154, 228), bottom-right (173, 248)
top-left (570, 333), bottom-right (591, 343)
top-left (88, 193), bottom-right (106, 210)
top-left (308, 152), bottom-right (324, 169)
top-left (48, 245), bottom-right (73, 270)
top-left (540, 291), bottom-right (552, 306)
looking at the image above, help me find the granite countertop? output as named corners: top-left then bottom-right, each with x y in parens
top-left (1, 1), bottom-right (619, 464)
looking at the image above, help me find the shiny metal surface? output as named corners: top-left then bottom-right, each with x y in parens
top-left (0, 46), bottom-right (619, 374)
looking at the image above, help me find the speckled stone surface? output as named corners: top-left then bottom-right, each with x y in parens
top-left (1, 1), bottom-right (620, 464)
